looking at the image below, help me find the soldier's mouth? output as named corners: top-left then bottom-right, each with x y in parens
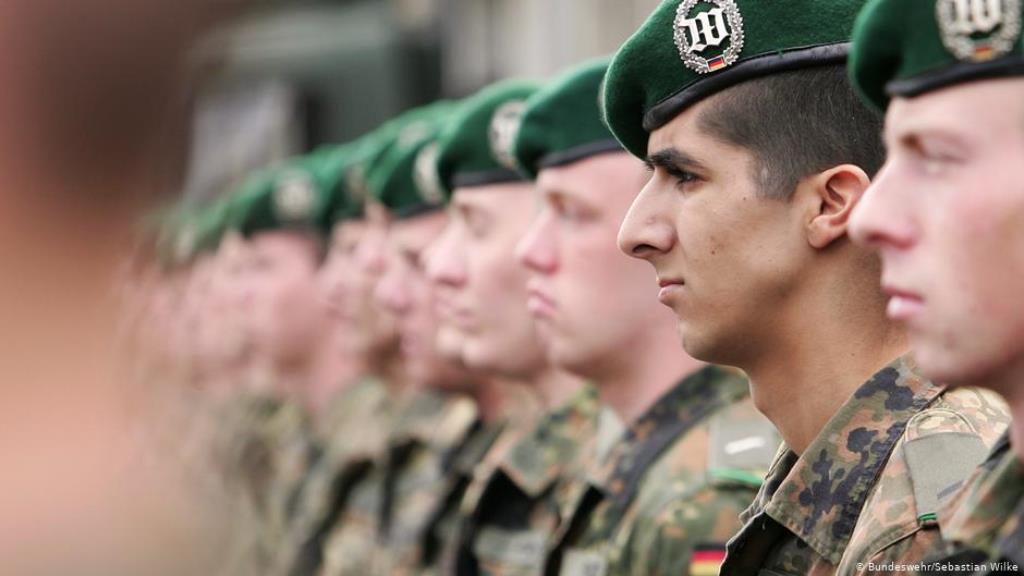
top-left (883, 284), bottom-right (925, 322)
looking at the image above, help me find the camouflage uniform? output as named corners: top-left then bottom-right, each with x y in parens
top-left (377, 391), bottom-right (480, 575)
top-left (278, 377), bottom-right (390, 576)
top-left (427, 410), bottom-right (547, 576)
top-left (720, 355), bottom-right (1010, 576)
top-left (925, 432), bottom-right (1024, 575)
top-left (317, 452), bottom-right (389, 576)
top-left (318, 389), bottom-right (477, 576)
top-left (402, 421), bottom-right (507, 576)
top-left (264, 398), bottom-right (321, 549)
top-left (453, 386), bottom-right (600, 576)
top-left (549, 365), bottom-right (779, 576)
top-left (214, 391), bottom-right (319, 575)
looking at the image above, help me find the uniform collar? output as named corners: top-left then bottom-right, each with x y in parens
top-left (454, 421), bottom-right (506, 475)
top-left (760, 354), bottom-right (944, 564)
top-left (589, 364), bottom-right (749, 492)
top-left (500, 387), bottom-right (599, 497)
top-left (944, 432), bottom-right (1024, 565)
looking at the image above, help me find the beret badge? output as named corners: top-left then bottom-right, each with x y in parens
top-left (674, 0), bottom-right (746, 74)
top-left (274, 171), bottom-right (317, 222)
top-left (937, 0), bottom-right (1021, 62)
top-left (489, 100), bottom-right (527, 171)
top-left (414, 142), bottom-right (446, 206)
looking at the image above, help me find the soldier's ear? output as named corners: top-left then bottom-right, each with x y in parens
top-left (799, 164), bottom-right (871, 250)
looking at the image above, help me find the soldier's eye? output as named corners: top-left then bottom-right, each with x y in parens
top-left (665, 166), bottom-right (701, 191)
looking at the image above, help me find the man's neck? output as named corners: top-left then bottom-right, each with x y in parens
top-left (742, 287), bottom-right (908, 456)
top-left (304, 348), bottom-right (358, 419)
top-left (592, 333), bottom-right (705, 425)
top-left (272, 360), bottom-right (313, 407)
top-left (532, 367), bottom-right (585, 410)
top-left (472, 376), bottom-right (541, 424)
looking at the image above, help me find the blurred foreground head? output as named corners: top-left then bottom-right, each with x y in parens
top-left (0, 1), bottom-right (240, 575)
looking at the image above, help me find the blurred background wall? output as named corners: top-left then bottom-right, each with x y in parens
top-left (183, 0), bottom-right (661, 202)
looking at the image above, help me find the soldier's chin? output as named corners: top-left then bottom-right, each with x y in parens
top-left (545, 339), bottom-right (599, 379)
top-left (911, 337), bottom-right (1011, 393)
top-left (677, 323), bottom-right (728, 366)
top-left (436, 326), bottom-right (466, 363)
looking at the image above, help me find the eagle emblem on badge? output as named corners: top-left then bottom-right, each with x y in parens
top-left (274, 171), bottom-right (317, 222)
top-left (414, 142), bottom-right (446, 206)
top-left (489, 100), bottom-right (527, 171)
top-left (674, 0), bottom-right (745, 74)
top-left (937, 0), bottom-right (1021, 61)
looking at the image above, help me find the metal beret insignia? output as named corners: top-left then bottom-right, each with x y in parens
top-left (674, 0), bottom-right (745, 74)
top-left (274, 170), bottom-right (317, 222)
top-left (937, 0), bottom-right (1021, 62)
top-left (489, 100), bottom-right (527, 171)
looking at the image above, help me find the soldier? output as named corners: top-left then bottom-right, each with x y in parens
top-left (311, 129), bottom-right (410, 576)
top-left (272, 142), bottom-right (393, 576)
top-left (365, 105), bottom-right (484, 576)
top-left (423, 80), bottom-right (599, 576)
top-left (184, 197), bottom-right (252, 397)
top-left (604, 0), bottom-right (1011, 573)
top-left (847, 0), bottom-right (1024, 571)
top-left (314, 104), bottom-right (478, 576)
top-left (511, 57), bottom-right (779, 576)
top-left (218, 159), bottom-right (340, 571)
top-left (295, 115), bottom-right (465, 576)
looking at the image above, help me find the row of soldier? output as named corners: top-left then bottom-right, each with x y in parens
top-left (127, 0), bottom-right (1024, 575)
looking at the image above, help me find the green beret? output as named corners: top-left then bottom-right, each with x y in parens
top-left (227, 157), bottom-right (334, 239)
top-left (191, 198), bottom-right (233, 257)
top-left (149, 198), bottom-right (228, 267)
top-left (435, 80), bottom-right (540, 193)
top-left (603, 0), bottom-right (865, 158)
top-left (339, 102), bottom-right (452, 207)
top-left (150, 202), bottom-right (196, 268)
top-left (513, 58), bottom-right (623, 179)
top-left (365, 103), bottom-right (454, 218)
top-left (307, 143), bottom-right (365, 225)
top-left (850, 0), bottom-right (1024, 111)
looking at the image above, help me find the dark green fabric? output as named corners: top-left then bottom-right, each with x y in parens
top-left (603, 0), bottom-right (866, 158)
top-left (513, 58), bottom-right (624, 180)
top-left (364, 103), bottom-right (453, 218)
top-left (850, 0), bottom-right (1024, 111)
top-left (307, 143), bottom-right (365, 225)
top-left (227, 156), bottom-right (334, 239)
top-left (435, 80), bottom-right (540, 194)
top-left (348, 101), bottom-right (455, 206)
top-left (191, 197), bottom-right (233, 257)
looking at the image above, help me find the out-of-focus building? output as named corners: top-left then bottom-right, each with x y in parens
top-left (184, 0), bottom-right (660, 201)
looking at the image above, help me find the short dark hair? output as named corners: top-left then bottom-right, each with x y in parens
top-left (697, 65), bottom-right (885, 200)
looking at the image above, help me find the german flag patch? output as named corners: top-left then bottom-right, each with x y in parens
top-left (689, 544), bottom-right (727, 576)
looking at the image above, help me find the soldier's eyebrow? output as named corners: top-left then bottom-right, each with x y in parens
top-left (643, 148), bottom-right (708, 174)
top-left (540, 186), bottom-right (580, 206)
top-left (452, 201), bottom-right (477, 221)
top-left (452, 199), bottom-right (494, 228)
